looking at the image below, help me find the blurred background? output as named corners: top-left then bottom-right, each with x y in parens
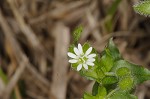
top-left (0, 0), bottom-right (150, 99)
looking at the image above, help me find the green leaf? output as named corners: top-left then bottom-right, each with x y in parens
top-left (96, 67), bottom-right (105, 81)
top-left (82, 43), bottom-right (91, 53)
top-left (133, 1), bottom-right (150, 16)
top-left (118, 76), bottom-right (134, 91)
top-left (79, 69), bottom-right (99, 80)
top-left (101, 38), bottom-right (121, 61)
top-left (73, 25), bottom-right (83, 44)
top-left (83, 92), bottom-right (97, 99)
top-left (92, 82), bottom-right (107, 97)
top-left (83, 92), bottom-right (104, 99)
top-left (99, 53), bottom-right (114, 72)
top-left (109, 91), bottom-right (137, 99)
top-left (97, 86), bottom-right (107, 97)
top-left (102, 76), bottom-right (118, 85)
top-left (68, 44), bottom-right (75, 54)
top-left (92, 82), bottom-right (99, 96)
top-left (111, 60), bottom-right (150, 85)
top-left (84, 86), bottom-right (106, 99)
top-left (106, 38), bottom-right (121, 60)
top-left (116, 67), bottom-right (131, 77)
top-left (99, 38), bottom-right (121, 72)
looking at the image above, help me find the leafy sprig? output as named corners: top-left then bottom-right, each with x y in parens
top-left (67, 26), bottom-right (150, 99)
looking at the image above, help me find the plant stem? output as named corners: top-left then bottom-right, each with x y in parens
top-left (106, 88), bottom-right (119, 98)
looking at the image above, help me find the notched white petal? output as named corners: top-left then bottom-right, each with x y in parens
top-left (83, 64), bottom-right (88, 70)
top-left (74, 47), bottom-right (80, 56)
top-left (77, 64), bottom-right (82, 71)
top-left (67, 52), bottom-right (77, 58)
top-left (87, 58), bottom-right (95, 62)
top-left (85, 47), bottom-right (92, 55)
top-left (69, 59), bottom-right (78, 63)
top-left (86, 62), bottom-right (94, 66)
top-left (78, 43), bottom-right (83, 54)
top-left (87, 54), bottom-right (96, 58)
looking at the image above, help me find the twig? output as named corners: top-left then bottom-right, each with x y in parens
top-left (7, 0), bottom-right (54, 76)
top-left (50, 23), bottom-right (70, 99)
top-left (2, 57), bottom-right (27, 99)
top-left (0, 9), bottom-right (50, 99)
top-left (0, 9), bottom-right (28, 99)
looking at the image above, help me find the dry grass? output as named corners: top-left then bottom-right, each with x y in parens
top-left (0, 0), bottom-right (150, 99)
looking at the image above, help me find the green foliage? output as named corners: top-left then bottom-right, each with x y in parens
top-left (102, 76), bottom-right (118, 85)
top-left (105, 0), bottom-right (122, 32)
top-left (107, 0), bottom-right (122, 16)
top-left (92, 82), bottom-right (99, 96)
top-left (68, 37), bottom-right (150, 99)
top-left (118, 76), bottom-right (134, 91)
top-left (83, 92), bottom-right (95, 99)
top-left (110, 91), bottom-right (138, 99)
top-left (111, 60), bottom-right (150, 85)
top-left (69, 2), bottom-right (150, 97)
top-left (133, 1), bottom-right (150, 16)
top-left (84, 86), bottom-right (107, 99)
top-left (116, 67), bottom-right (131, 77)
top-left (73, 25), bottom-right (83, 44)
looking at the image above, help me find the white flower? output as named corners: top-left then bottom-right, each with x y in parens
top-left (67, 43), bottom-right (96, 71)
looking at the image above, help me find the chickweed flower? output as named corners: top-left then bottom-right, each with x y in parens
top-left (67, 44), bottom-right (96, 71)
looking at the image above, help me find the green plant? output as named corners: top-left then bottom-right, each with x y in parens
top-left (67, 26), bottom-right (150, 99)
top-left (133, 0), bottom-right (150, 16)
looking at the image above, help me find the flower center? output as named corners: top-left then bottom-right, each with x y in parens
top-left (78, 55), bottom-right (87, 64)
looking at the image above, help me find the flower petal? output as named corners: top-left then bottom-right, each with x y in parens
top-left (83, 64), bottom-right (88, 70)
top-left (86, 62), bottom-right (94, 66)
top-left (78, 43), bottom-right (83, 54)
top-left (87, 54), bottom-right (96, 58)
top-left (69, 59), bottom-right (78, 63)
top-left (87, 58), bottom-right (95, 62)
top-left (74, 47), bottom-right (80, 56)
top-left (77, 64), bottom-right (82, 71)
top-left (85, 47), bottom-right (92, 56)
top-left (67, 52), bottom-right (77, 58)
